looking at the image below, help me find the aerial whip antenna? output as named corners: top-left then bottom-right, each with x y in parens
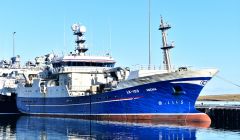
top-left (148, 0), bottom-right (151, 69)
top-left (13, 32), bottom-right (16, 57)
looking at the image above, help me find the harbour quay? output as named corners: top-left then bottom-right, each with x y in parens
top-left (196, 102), bottom-right (240, 129)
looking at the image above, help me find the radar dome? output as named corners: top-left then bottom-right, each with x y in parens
top-left (71, 24), bottom-right (80, 32)
top-left (80, 25), bottom-right (86, 33)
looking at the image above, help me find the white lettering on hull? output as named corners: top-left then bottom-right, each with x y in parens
top-left (146, 88), bottom-right (157, 92)
top-left (158, 100), bottom-right (184, 106)
top-left (126, 89), bottom-right (139, 94)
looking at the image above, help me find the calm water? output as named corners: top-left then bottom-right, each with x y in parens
top-left (0, 115), bottom-right (240, 140)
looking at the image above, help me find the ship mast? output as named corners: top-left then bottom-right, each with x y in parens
top-left (159, 17), bottom-right (174, 72)
top-left (71, 24), bottom-right (88, 56)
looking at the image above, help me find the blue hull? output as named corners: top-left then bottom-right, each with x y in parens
top-left (17, 77), bottom-right (211, 122)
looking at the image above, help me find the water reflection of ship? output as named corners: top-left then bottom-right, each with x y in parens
top-left (0, 115), bottom-right (20, 138)
top-left (16, 116), bottom-right (198, 140)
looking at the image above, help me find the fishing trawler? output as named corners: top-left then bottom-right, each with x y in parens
top-left (0, 56), bottom-right (22, 114)
top-left (0, 55), bottom-right (51, 114)
top-left (16, 18), bottom-right (218, 123)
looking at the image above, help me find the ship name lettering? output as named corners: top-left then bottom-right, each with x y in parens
top-left (158, 101), bottom-right (162, 105)
top-left (25, 90), bottom-right (32, 93)
top-left (181, 100), bottom-right (183, 104)
top-left (200, 80), bottom-right (208, 86)
top-left (161, 100), bottom-right (184, 105)
top-left (146, 88), bottom-right (157, 92)
top-left (126, 89), bottom-right (139, 94)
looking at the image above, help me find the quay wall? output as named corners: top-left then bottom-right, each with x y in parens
top-left (197, 105), bottom-right (240, 129)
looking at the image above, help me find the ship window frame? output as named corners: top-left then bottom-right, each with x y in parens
top-left (54, 61), bottom-right (115, 67)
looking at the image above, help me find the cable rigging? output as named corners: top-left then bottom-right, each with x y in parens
top-left (215, 74), bottom-right (240, 88)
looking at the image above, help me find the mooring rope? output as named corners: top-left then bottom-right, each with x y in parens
top-left (215, 74), bottom-right (240, 88)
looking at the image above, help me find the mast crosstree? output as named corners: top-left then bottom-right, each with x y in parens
top-left (159, 17), bottom-right (174, 72)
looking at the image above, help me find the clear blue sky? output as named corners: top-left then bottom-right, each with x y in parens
top-left (0, 0), bottom-right (240, 95)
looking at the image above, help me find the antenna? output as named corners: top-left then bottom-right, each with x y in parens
top-left (72, 23), bottom-right (88, 56)
top-left (64, 16), bottom-right (66, 54)
top-left (13, 32), bottom-right (16, 57)
top-left (108, 19), bottom-right (112, 57)
top-left (148, 0), bottom-right (151, 69)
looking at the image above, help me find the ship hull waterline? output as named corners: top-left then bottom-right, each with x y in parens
top-left (21, 113), bottom-right (211, 128)
top-left (17, 76), bottom-right (212, 125)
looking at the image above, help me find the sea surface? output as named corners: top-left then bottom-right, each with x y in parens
top-left (0, 115), bottom-right (240, 140)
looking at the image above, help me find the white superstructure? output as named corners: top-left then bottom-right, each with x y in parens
top-left (17, 20), bottom-right (218, 99)
top-left (0, 54), bottom-right (51, 96)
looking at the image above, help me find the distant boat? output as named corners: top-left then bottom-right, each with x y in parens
top-left (0, 56), bottom-right (22, 114)
top-left (0, 55), bottom-right (50, 114)
top-left (16, 18), bottom-right (218, 123)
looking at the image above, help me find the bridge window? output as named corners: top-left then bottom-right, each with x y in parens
top-left (53, 61), bottom-right (115, 68)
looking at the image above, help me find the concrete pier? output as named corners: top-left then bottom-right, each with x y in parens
top-left (196, 105), bottom-right (240, 129)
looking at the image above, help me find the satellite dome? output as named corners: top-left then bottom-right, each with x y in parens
top-left (79, 25), bottom-right (86, 33)
top-left (71, 24), bottom-right (80, 32)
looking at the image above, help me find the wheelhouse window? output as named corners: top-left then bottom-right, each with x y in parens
top-left (52, 61), bottom-right (115, 68)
